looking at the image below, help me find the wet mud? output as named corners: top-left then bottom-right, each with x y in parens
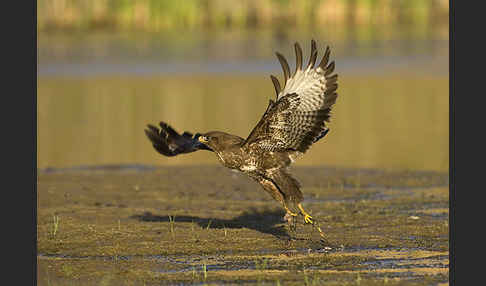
top-left (37, 165), bottom-right (449, 285)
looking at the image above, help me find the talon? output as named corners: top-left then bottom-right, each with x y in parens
top-left (297, 204), bottom-right (326, 238)
top-left (298, 203), bottom-right (314, 224)
top-left (284, 206), bottom-right (298, 217)
top-left (304, 214), bottom-right (314, 224)
top-left (283, 212), bottom-right (295, 223)
top-left (284, 209), bottom-right (298, 227)
top-left (284, 212), bottom-right (297, 233)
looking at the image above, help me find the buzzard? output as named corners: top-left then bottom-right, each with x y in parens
top-left (145, 40), bottom-right (338, 237)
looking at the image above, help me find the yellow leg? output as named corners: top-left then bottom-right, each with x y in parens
top-left (283, 205), bottom-right (298, 233)
top-left (297, 203), bottom-right (314, 224)
top-left (298, 203), bottom-right (326, 240)
top-left (284, 205), bottom-right (298, 217)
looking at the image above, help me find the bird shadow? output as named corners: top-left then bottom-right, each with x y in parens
top-left (130, 207), bottom-right (291, 238)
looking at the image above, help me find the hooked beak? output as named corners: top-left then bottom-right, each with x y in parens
top-left (198, 136), bottom-right (208, 143)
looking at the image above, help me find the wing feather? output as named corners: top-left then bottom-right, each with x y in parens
top-left (318, 46), bottom-right (331, 69)
top-left (144, 122), bottom-right (212, 156)
top-left (325, 61), bottom-right (335, 76)
top-left (294, 42), bottom-right (303, 74)
top-left (275, 52), bottom-right (291, 86)
top-left (244, 40), bottom-right (339, 153)
top-left (270, 75), bottom-right (281, 97)
top-left (306, 39), bottom-right (318, 69)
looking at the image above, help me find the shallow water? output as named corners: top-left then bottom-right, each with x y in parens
top-left (36, 166), bottom-right (449, 285)
top-left (38, 73), bottom-right (448, 171)
top-left (37, 28), bottom-right (448, 172)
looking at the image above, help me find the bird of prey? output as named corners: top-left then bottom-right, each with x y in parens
top-left (145, 40), bottom-right (338, 236)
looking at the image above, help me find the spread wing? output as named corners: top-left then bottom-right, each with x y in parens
top-left (243, 39), bottom-right (338, 153)
top-left (144, 122), bottom-right (212, 156)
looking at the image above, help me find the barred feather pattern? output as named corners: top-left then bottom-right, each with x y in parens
top-left (244, 40), bottom-right (339, 153)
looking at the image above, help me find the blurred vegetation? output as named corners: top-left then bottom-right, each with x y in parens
top-left (38, 0), bottom-right (448, 32)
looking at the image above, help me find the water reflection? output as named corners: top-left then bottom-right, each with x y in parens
top-left (38, 27), bottom-right (448, 171)
top-left (37, 73), bottom-right (448, 171)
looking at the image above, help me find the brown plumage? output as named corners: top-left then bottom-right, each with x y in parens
top-left (145, 40), bottom-right (339, 229)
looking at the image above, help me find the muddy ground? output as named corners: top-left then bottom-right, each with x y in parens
top-left (37, 165), bottom-right (449, 285)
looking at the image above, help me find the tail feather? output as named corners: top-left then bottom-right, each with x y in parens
top-left (268, 169), bottom-right (303, 205)
top-left (312, 128), bottom-right (329, 143)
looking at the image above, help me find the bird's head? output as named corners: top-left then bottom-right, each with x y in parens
top-left (197, 131), bottom-right (243, 152)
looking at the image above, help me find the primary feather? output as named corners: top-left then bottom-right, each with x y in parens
top-left (244, 39), bottom-right (339, 153)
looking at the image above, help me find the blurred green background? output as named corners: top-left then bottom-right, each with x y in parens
top-left (37, 0), bottom-right (449, 172)
top-left (38, 0), bottom-right (448, 32)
